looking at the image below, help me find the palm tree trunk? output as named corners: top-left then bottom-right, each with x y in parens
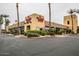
top-left (5, 18), bottom-right (6, 33)
top-left (16, 3), bottom-right (21, 34)
top-left (48, 3), bottom-right (51, 29)
top-left (71, 14), bottom-right (73, 33)
top-left (0, 25), bottom-right (2, 34)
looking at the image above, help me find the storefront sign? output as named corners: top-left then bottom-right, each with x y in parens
top-left (36, 16), bottom-right (44, 22)
top-left (25, 16), bottom-right (32, 23)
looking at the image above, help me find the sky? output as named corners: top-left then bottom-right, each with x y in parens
top-left (0, 3), bottom-right (79, 28)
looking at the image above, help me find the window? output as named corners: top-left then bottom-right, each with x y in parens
top-left (27, 25), bottom-right (30, 30)
top-left (67, 21), bottom-right (70, 24)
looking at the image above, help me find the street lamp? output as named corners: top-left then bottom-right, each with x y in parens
top-left (16, 3), bottom-right (20, 34)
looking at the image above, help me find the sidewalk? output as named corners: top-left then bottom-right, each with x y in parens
top-left (55, 34), bottom-right (69, 37)
top-left (14, 34), bottom-right (70, 39)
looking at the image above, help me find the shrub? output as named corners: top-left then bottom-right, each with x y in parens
top-left (24, 32), bottom-right (27, 36)
top-left (48, 32), bottom-right (54, 35)
top-left (26, 30), bottom-right (40, 37)
top-left (27, 30), bottom-right (41, 34)
top-left (57, 31), bottom-right (62, 35)
top-left (26, 30), bottom-right (48, 36)
top-left (60, 29), bottom-right (65, 33)
top-left (48, 28), bottom-right (56, 35)
top-left (40, 30), bottom-right (48, 36)
top-left (48, 28), bottom-right (56, 32)
top-left (66, 29), bottom-right (72, 34)
top-left (58, 29), bottom-right (65, 34)
top-left (27, 32), bottom-right (39, 37)
top-left (25, 30), bottom-right (49, 36)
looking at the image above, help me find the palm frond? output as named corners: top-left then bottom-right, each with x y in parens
top-left (0, 14), bottom-right (3, 25)
top-left (68, 9), bottom-right (75, 14)
top-left (76, 9), bottom-right (79, 13)
top-left (3, 15), bottom-right (9, 18)
top-left (5, 19), bottom-right (10, 26)
top-left (0, 18), bottom-right (3, 24)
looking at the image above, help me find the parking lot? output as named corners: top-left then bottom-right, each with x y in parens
top-left (0, 34), bottom-right (79, 56)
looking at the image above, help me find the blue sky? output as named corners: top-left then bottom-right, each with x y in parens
top-left (0, 3), bottom-right (79, 28)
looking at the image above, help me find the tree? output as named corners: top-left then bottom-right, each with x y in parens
top-left (3, 15), bottom-right (9, 33)
top-left (0, 14), bottom-right (3, 33)
top-left (5, 19), bottom-right (10, 33)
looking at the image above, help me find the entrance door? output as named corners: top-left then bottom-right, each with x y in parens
top-left (27, 25), bottom-right (30, 30)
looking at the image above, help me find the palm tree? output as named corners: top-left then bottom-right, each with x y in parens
top-left (68, 9), bottom-right (79, 33)
top-left (16, 3), bottom-right (21, 34)
top-left (48, 3), bottom-right (51, 29)
top-left (5, 19), bottom-right (10, 33)
top-left (3, 15), bottom-right (9, 33)
top-left (0, 14), bottom-right (3, 33)
top-left (68, 9), bottom-right (75, 33)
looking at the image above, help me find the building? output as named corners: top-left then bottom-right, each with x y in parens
top-left (7, 13), bottom-right (69, 34)
top-left (24, 13), bottom-right (45, 32)
top-left (64, 14), bottom-right (78, 33)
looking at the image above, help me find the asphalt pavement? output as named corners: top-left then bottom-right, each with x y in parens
top-left (0, 34), bottom-right (79, 56)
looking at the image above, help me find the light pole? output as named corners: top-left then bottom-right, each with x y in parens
top-left (48, 3), bottom-right (51, 29)
top-left (16, 3), bottom-right (20, 34)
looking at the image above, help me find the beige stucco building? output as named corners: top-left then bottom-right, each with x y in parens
top-left (24, 13), bottom-right (45, 32)
top-left (64, 14), bottom-right (78, 33)
top-left (7, 13), bottom-right (70, 34)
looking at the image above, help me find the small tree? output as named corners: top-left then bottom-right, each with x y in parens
top-left (3, 15), bottom-right (9, 33)
top-left (0, 15), bottom-right (3, 34)
top-left (5, 19), bottom-right (10, 26)
top-left (5, 19), bottom-right (10, 33)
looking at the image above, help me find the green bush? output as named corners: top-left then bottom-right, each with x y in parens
top-left (26, 30), bottom-right (48, 36)
top-left (40, 30), bottom-right (48, 36)
top-left (57, 31), bottom-right (62, 35)
top-left (60, 29), bottom-right (65, 33)
top-left (27, 30), bottom-right (41, 34)
top-left (58, 29), bottom-right (65, 34)
top-left (24, 32), bottom-right (27, 36)
top-left (48, 28), bottom-right (56, 35)
top-left (65, 29), bottom-right (72, 34)
top-left (27, 32), bottom-right (39, 37)
top-left (48, 28), bottom-right (56, 32)
top-left (48, 32), bottom-right (54, 35)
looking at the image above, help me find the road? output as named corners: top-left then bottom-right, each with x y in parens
top-left (0, 34), bottom-right (79, 56)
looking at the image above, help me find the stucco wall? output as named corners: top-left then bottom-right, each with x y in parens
top-left (24, 13), bottom-right (45, 32)
top-left (64, 14), bottom-right (78, 33)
